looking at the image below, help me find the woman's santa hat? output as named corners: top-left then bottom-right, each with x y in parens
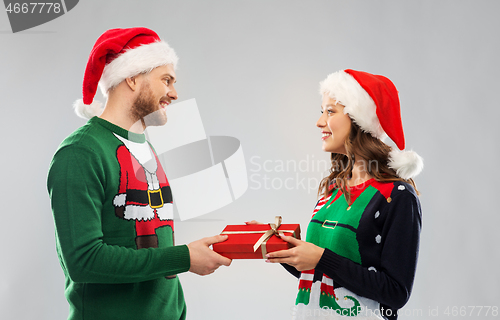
top-left (74, 27), bottom-right (178, 119)
top-left (320, 69), bottom-right (423, 179)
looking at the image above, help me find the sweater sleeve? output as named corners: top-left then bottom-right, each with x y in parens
top-left (314, 189), bottom-right (421, 309)
top-left (47, 145), bottom-right (191, 284)
top-left (281, 263), bottom-right (301, 278)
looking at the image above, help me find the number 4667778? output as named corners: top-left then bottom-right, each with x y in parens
top-left (6, 3), bottom-right (62, 14)
top-left (443, 306), bottom-right (498, 317)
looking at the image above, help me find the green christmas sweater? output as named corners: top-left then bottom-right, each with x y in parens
top-left (284, 179), bottom-right (421, 320)
top-left (47, 117), bottom-right (191, 320)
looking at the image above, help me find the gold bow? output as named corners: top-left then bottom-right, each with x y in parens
top-left (220, 216), bottom-right (296, 258)
top-left (252, 216), bottom-right (284, 255)
top-left (221, 216), bottom-right (295, 259)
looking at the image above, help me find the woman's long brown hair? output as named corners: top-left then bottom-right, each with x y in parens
top-left (318, 122), bottom-right (419, 204)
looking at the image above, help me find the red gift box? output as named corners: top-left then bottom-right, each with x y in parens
top-left (212, 217), bottom-right (301, 259)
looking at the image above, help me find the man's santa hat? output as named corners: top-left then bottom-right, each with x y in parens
top-left (74, 27), bottom-right (178, 119)
top-left (320, 69), bottom-right (423, 179)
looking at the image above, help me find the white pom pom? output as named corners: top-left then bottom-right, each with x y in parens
top-left (388, 149), bottom-right (424, 179)
top-left (73, 99), bottom-right (104, 119)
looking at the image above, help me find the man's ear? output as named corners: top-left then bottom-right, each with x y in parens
top-left (125, 76), bottom-right (138, 91)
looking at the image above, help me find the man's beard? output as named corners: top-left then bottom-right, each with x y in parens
top-left (130, 81), bottom-right (167, 128)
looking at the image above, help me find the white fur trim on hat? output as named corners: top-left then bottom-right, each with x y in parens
top-left (99, 40), bottom-right (178, 96)
top-left (388, 149), bottom-right (424, 179)
top-left (73, 99), bottom-right (104, 119)
top-left (320, 70), bottom-right (386, 140)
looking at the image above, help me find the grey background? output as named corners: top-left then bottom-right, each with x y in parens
top-left (1, 1), bottom-right (499, 319)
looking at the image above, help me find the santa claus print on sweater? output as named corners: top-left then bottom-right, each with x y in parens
top-left (112, 134), bottom-right (174, 249)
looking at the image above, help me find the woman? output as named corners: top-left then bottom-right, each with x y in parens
top-left (264, 69), bottom-right (423, 319)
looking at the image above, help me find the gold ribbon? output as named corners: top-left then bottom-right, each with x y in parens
top-left (252, 216), bottom-right (283, 255)
top-left (221, 216), bottom-right (296, 258)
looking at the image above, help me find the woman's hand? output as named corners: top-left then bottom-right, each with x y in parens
top-left (265, 235), bottom-right (325, 271)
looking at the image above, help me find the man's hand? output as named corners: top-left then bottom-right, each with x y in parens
top-left (244, 220), bottom-right (264, 225)
top-left (187, 235), bottom-right (232, 276)
top-left (265, 235), bottom-right (324, 271)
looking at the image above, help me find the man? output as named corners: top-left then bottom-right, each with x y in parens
top-left (47, 27), bottom-right (231, 320)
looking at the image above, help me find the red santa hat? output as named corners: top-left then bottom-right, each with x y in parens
top-left (74, 27), bottom-right (178, 119)
top-left (319, 69), bottom-right (423, 179)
